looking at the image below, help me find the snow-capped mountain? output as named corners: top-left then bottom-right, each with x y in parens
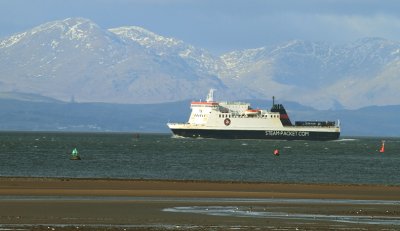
top-left (1, 17), bottom-right (400, 109)
top-left (219, 38), bottom-right (400, 108)
top-left (0, 18), bottom-right (226, 103)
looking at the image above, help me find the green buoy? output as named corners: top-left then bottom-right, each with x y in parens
top-left (70, 147), bottom-right (81, 160)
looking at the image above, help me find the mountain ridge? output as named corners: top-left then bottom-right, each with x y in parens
top-left (1, 17), bottom-right (400, 109)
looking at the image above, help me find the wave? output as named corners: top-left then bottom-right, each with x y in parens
top-left (333, 138), bottom-right (358, 142)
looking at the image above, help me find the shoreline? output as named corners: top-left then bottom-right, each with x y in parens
top-left (1, 176), bottom-right (400, 200)
top-left (1, 177), bottom-right (400, 230)
top-left (2, 175), bottom-right (400, 186)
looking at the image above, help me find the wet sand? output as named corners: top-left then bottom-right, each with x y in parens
top-left (1, 177), bottom-right (400, 230)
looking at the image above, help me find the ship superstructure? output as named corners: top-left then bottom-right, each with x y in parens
top-left (167, 89), bottom-right (340, 140)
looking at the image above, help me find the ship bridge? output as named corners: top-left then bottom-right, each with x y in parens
top-left (189, 101), bottom-right (219, 125)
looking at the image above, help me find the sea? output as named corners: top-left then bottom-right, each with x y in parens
top-left (1, 131), bottom-right (399, 185)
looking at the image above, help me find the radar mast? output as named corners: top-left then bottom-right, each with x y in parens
top-left (206, 89), bottom-right (216, 102)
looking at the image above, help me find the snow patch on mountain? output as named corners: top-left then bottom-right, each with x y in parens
top-left (110, 26), bottom-right (181, 51)
top-left (110, 26), bottom-right (223, 76)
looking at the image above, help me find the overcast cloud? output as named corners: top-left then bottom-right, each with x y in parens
top-left (1, 0), bottom-right (400, 53)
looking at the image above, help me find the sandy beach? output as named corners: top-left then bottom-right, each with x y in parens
top-left (1, 177), bottom-right (400, 230)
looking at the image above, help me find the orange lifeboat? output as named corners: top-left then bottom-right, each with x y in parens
top-left (245, 109), bottom-right (261, 116)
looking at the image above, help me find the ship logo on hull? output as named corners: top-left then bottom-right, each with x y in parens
top-left (224, 118), bottom-right (231, 126)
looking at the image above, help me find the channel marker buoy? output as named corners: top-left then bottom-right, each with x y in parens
top-left (379, 140), bottom-right (385, 153)
top-left (70, 147), bottom-right (81, 160)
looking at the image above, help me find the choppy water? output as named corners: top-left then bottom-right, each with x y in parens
top-left (0, 131), bottom-right (399, 185)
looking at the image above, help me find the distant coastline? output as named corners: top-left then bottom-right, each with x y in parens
top-left (0, 99), bottom-right (399, 137)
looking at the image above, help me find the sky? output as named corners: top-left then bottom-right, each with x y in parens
top-left (2, 0), bottom-right (400, 54)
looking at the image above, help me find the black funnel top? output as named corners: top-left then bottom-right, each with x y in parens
top-left (271, 103), bottom-right (293, 126)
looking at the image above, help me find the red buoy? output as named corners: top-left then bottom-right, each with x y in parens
top-left (379, 140), bottom-right (385, 153)
top-left (273, 149), bottom-right (280, 156)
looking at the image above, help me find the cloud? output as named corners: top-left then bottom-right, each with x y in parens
top-left (302, 13), bottom-right (400, 43)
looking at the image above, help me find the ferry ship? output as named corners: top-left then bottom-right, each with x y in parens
top-left (167, 89), bottom-right (340, 140)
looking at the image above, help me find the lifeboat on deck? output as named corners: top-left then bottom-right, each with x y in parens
top-left (245, 109), bottom-right (261, 116)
